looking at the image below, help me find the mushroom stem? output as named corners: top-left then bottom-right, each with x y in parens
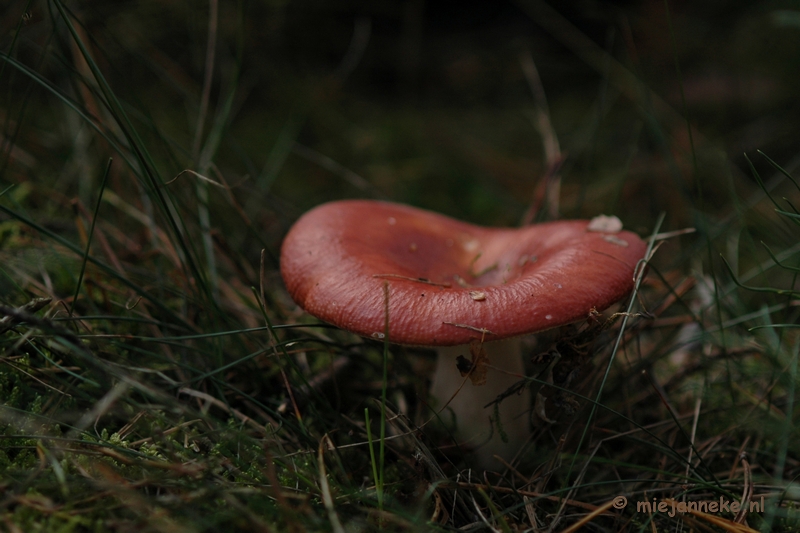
top-left (430, 337), bottom-right (531, 469)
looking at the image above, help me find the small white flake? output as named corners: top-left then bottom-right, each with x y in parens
top-left (454, 275), bottom-right (470, 288)
top-left (461, 236), bottom-right (480, 252)
top-left (371, 332), bottom-right (385, 339)
top-left (603, 235), bottom-right (629, 247)
top-left (587, 214), bottom-right (623, 233)
top-left (470, 291), bottom-right (486, 301)
top-left (545, 314), bottom-right (553, 320)
top-left (387, 217), bottom-right (396, 225)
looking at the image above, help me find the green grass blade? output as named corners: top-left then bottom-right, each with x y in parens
top-left (70, 158), bottom-right (112, 316)
top-left (721, 254), bottom-right (800, 297)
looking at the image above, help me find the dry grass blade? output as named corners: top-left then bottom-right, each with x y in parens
top-left (557, 498), bottom-right (619, 533)
top-left (318, 435), bottom-right (346, 533)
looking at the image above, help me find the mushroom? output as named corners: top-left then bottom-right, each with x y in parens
top-left (280, 200), bottom-right (647, 467)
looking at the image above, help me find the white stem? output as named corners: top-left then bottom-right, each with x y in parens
top-left (430, 337), bottom-right (531, 469)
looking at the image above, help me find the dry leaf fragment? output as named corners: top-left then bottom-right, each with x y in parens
top-left (455, 339), bottom-right (488, 386)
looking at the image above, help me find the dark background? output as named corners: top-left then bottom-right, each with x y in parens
top-left (6, 0), bottom-right (798, 244)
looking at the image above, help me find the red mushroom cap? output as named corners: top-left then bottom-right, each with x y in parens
top-left (280, 200), bottom-right (647, 346)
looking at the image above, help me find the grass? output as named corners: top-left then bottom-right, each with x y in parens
top-left (2, 0), bottom-right (800, 531)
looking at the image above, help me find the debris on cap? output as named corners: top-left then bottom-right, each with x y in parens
top-left (587, 214), bottom-right (623, 233)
